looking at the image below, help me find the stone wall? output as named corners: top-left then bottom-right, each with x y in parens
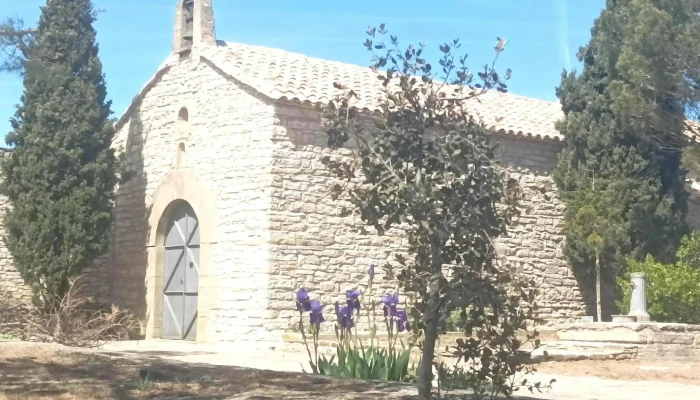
top-left (0, 149), bottom-right (31, 304)
top-left (267, 105), bottom-right (405, 334)
top-left (556, 322), bottom-right (700, 359)
top-left (89, 57), bottom-right (279, 342)
top-left (267, 104), bottom-right (588, 329)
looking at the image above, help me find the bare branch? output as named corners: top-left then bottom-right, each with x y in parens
top-left (0, 28), bottom-right (36, 37)
top-left (0, 16), bottom-right (35, 74)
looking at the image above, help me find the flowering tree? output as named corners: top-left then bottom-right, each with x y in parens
top-left (320, 25), bottom-right (524, 398)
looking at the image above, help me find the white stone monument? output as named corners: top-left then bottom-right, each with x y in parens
top-left (627, 272), bottom-right (651, 322)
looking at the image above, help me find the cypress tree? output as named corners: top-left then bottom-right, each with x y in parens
top-left (555, 0), bottom-right (700, 317)
top-left (1, 0), bottom-right (117, 310)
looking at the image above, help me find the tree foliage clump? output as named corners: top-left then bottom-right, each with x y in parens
top-left (1, 0), bottom-right (117, 310)
top-left (563, 189), bottom-right (627, 322)
top-left (320, 25), bottom-right (543, 399)
top-left (617, 231), bottom-right (700, 324)
top-left (554, 0), bottom-right (700, 316)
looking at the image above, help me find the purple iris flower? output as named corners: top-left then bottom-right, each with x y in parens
top-left (296, 288), bottom-right (311, 312)
top-left (368, 264), bottom-right (376, 276)
top-left (346, 289), bottom-right (361, 311)
top-left (338, 306), bottom-right (354, 330)
top-left (396, 309), bottom-right (410, 332)
top-left (381, 292), bottom-right (399, 317)
top-left (309, 300), bottom-right (325, 325)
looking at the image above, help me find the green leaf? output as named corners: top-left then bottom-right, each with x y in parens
top-left (368, 347), bottom-right (384, 378)
top-left (359, 356), bottom-right (370, 379)
top-left (394, 347), bottom-right (412, 381)
top-left (343, 361), bottom-right (353, 378)
top-left (379, 365), bottom-right (389, 381)
top-left (337, 346), bottom-right (346, 369)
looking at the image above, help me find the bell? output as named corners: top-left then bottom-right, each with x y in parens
top-left (182, 0), bottom-right (195, 38)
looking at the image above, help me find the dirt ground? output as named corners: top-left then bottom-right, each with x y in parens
top-left (534, 359), bottom-right (700, 386)
top-left (1, 342), bottom-right (698, 399)
top-left (0, 343), bottom-right (428, 400)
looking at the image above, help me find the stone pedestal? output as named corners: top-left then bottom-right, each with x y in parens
top-left (612, 315), bottom-right (636, 323)
top-left (628, 272), bottom-right (651, 322)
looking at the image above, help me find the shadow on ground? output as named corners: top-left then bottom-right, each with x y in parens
top-left (0, 348), bottom-right (546, 399)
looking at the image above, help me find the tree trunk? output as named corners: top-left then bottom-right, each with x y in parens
top-left (596, 251), bottom-right (602, 323)
top-left (417, 272), bottom-right (440, 399)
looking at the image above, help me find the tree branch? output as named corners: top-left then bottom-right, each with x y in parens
top-left (0, 16), bottom-right (35, 73)
top-left (0, 28), bottom-right (36, 37)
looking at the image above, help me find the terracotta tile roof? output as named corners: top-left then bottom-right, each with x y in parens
top-left (118, 42), bottom-right (698, 144)
top-left (201, 42), bottom-right (566, 142)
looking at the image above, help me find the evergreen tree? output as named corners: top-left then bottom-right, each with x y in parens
top-left (564, 189), bottom-right (627, 322)
top-left (555, 0), bottom-right (700, 316)
top-left (1, 0), bottom-right (117, 310)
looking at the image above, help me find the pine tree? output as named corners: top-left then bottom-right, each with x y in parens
top-left (1, 0), bottom-right (117, 310)
top-left (555, 0), bottom-right (700, 317)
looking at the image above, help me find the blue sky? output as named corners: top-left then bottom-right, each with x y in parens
top-left (0, 0), bottom-right (605, 137)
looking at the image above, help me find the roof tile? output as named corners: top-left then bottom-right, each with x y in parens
top-left (201, 42), bottom-right (566, 142)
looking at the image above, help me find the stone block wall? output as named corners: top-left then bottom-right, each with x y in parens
top-left (0, 149), bottom-right (31, 304)
top-left (89, 58), bottom-right (279, 342)
top-left (267, 105), bottom-right (405, 334)
top-left (557, 322), bottom-right (700, 359)
top-left (0, 204), bottom-right (31, 303)
top-left (494, 137), bottom-right (596, 322)
top-left (267, 104), bottom-right (588, 330)
top-left (496, 169), bottom-right (586, 324)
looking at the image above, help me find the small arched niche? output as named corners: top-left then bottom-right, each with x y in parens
top-left (178, 107), bottom-right (189, 123)
top-left (176, 143), bottom-right (187, 168)
top-left (176, 107), bottom-right (191, 141)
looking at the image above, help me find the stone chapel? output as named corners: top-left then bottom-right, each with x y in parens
top-left (1, 0), bottom-right (700, 344)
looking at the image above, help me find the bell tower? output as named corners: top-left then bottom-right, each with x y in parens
top-left (173, 0), bottom-right (216, 55)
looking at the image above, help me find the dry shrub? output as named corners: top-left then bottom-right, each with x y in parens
top-left (0, 276), bottom-right (139, 347)
top-left (0, 288), bottom-right (32, 337)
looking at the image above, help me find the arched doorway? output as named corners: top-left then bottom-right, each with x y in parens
top-left (162, 202), bottom-right (200, 340)
top-left (146, 169), bottom-right (217, 342)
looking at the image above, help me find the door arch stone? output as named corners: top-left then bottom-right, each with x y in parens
top-left (146, 168), bottom-right (217, 342)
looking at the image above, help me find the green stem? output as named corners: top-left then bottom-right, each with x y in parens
top-left (367, 275), bottom-right (374, 348)
top-left (299, 311), bottom-right (316, 373)
top-left (384, 314), bottom-right (395, 356)
top-left (313, 327), bottom-right (319, 370)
